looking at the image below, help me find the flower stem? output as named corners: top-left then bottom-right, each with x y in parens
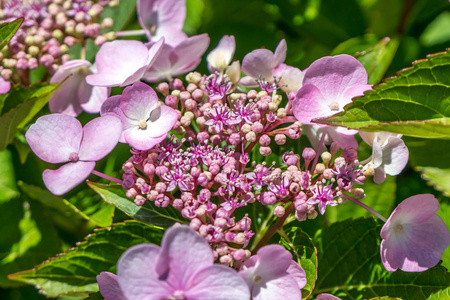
top-left (252, 202), bottom-right (295, 253)
top-left (115, 29), bottom-right (147, 37)
top-left (342, 193), bottom-right (387, 222)
top-left (310, 132), bottom-right (326, 174)
top-left (91, 170), bottom-right (123, 185)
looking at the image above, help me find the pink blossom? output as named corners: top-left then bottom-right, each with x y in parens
top-left (359, 131), bottom-right (409, 184)
top-left (49, 59), bottom-right (110, 116)
top-left (207, 35), bottom-right (236, 74)
top-left (143, 34), bottom-right (210, 82)
top-left (25, 114), bottom-right (122, 195)
top-left (0, 75), bottom-right (10, 94)
top-left (316, 294), bottom-right (341, 300)
top-left (86, 39), bottom-right (164, 87)
top-left (100, 82), bottom-right (178, 150)
top-left (239, 244), bottom-right (306, 299)
top-left (380, 194), bottom-right (450, 272)
top-left (97, 225), bottom-right (250, 300)
top-left (240, 39), bottom-right (287, 87)
top-left (137, 0), bottom-right (187, 46)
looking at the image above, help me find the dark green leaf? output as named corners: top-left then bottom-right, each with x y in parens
top-left (427, 286), bottom-right (450, 300)
top-left (405, 137), bottom-right (450, 168)
top-left (101, 0), bottom-right (137, 31)
top-left (0, 18), bottom-right (23, 51)
top-left (0, 149), bottom-right (19, 202)
top-left (316, 49), bottom-right (450, 139)
top-left (279, 227), bottom-right (317, 299)
top-left (0, 83), bottom-right (61, 151)
top-left (8, 221), bottom-right (163, 297)
top-left (420, 11), bottom-right (450, 47)
top-left (88, 182), bottom-right (186, 227)
top-left (312, 217), bottom-right (450, 299)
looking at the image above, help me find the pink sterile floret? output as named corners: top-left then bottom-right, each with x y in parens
top-left (25, 114), bottom-right (122, 195)
top-left (97, 225), bottom-right (250, 300)
top-left (100, 82), bottom-right (178, 151)
top-left (49, 59), bottom-right (110, 116)
top-left (86, 39), bottom-right (164, 87)
top-left (143, 34), bottom-right (210, 82)
top-left (293, 54), bottom-right (372, 125)
top-left (380, 194), bottom-right (450, 272)
top-left (239, 244), bottom-right (307, 300)
top-left (137, 0), bottom-right (187, 46)
top-left (207, 35), bottom-right (236, 74)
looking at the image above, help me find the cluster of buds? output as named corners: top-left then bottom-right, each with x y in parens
top-left (0, 0), bottom-right (116, 85)
top-left (120, 75), bottom-right (367, 267)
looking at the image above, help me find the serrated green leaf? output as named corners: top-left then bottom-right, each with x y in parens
top-left (427, 286), bottom-right (450, 300)
top-left (88, 182), bottom-right (186, 227)
top-left (0, 83), bottom-right (61, 151)
top-left (279, 227), bottom-right (317, 299)
top-left (326, 176), bottom-right (396, 223)
top-left (8, 221), bottom-right (163, 297)
top-left (316, 50), bottom-right (450, 139)
top-left (332, 35), bottom-right (399, 84)
top-left (419, 167), bottom-right (450, 197)
top-left (0, 18), bottom-right (23, 51)
top-left (312, 217), bottom-right (450, 299)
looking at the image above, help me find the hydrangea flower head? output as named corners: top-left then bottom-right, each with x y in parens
top-left (239, 244), bottom-right (306, 299)
top-left (86, 39), bottom-right (164, 87)
top-left (25, 114), bottom-right (122, 195)
top-left (359, 131), bottom-right (409, 184)
top-left (97, 225), bottom-right (250, 300)
top-left (49, 59), bottom-right (110, 116)
top-left (380, 194), bottom-right (450, 272)
top-left (100, 82), bottom-right (178, 150)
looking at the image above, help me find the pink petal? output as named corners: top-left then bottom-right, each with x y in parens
top-left (207, 35), bottom-right (236, 73)
top-left (239, 76), bottom-right (258, 87)
top-left (171, 34), bottom-right (210, 71)
top-left (100, 95), bottom-right (131, 143)
top-left (97, 272), bottom-right (127, 300)
top-left (316, 294), bottom-right (341, 300)
top-left (293, 84), bottom-right (329, 124)
top-left (43, 161), bottom-right (95, 195)
top-left (142, 44), bottom-right (173, 82)
top-left (373, 167), bottom-right (386, 184)
top-left (78, 115), bottom-right (122, 161)
top-left (287, 261), bottom-right (307, 290)
top-left (155, 226), bottom-right (214, 287)
top-left (279, 66), bottom-right (304, 94)
top-left (252, 273), bottom-right (301, 300)
top-left (325, 127), bottom-right (358, 149)
top-left (49, 73), bottom-right (85, 116)
top-left (273, 39), bottom-right (287, 67)
top-left (342, 83), bottom-right (372, 101)
top-left (372, 137), bottom-right (383, 169)
top-left (380, 236), bottom-right (406, 272)
top-left (80, 85), bottom-right (110, 114)
top-left (303, 55), bottom-right (368, 101)
top-left (153, 27), bottom-right (187, 47)
top-left (50, 59), bottom-right (91, 83)
top-left (26, 114), bottom-right (82, 164)
top-left (86, 40), bottom-right (150, 87)
top-left (117, 244), bottom-right (171, 300)
top-left (0, 77), bottom-right (10, 94)
top-left (185, 265), bottom-right (250, 300)
top-left (120, 82), bottom-right (159, 121)
top-left (382, 136), bottom-right (409, 176)
top-left (146, 105), bottom-right (179, 136)
top-left (145, 37), bottom-right (165, 69)
top-left (254, 245), bottom-right (293, 278)
top-left (387, 194), bottom-right (440, 225)
top-left (124, 129), bottom-right (167, 150)
top-left (242, 49), bottom-right (275, 81)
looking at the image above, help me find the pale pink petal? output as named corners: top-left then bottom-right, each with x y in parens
top-left (293, 84), bottom-right (329, 124)
top-left (185, 265), bottom-right (250, 300)
top-left (287, 261), bottom-right (307, 290)
top-left (145, 37), bottom-right (165, 69)
top-left (242, 49), bottom-right (275, 81)
top-left (155, 226), bottom-right (214, 287)
top-left (386, 194), bottom-right (439, 225)
top-left (100, 95), bottom-right (133, 143)
top-left (153, 27), bottom-right (187, 47)
top-left (382, 136), bottom-right (409, 176)
top-left (372, 137), bottom-right (383, 169)
top-left (86, 40), bottom-right (149, 87)
top-left (124, 130), bottom-right (167, 151)
top-left (303, 55), bottom-right (368, 101)
top-left (279, 66), bottom-right (304, 94)
top-left (43, 161), bottom-right (95, 195)
top-left (380, 236), bottom-right (406, 271)
top-left (78, 115), bottom-right (122, 161)
top-left (146, 105), bottom-right (178, 137)
top-left (117, 244), bottom-right (171, 300)
top-left (253, 274), bottom-right (301, 300)
top-left (171, 34), bottom-right (210, 70)
top-left (97, 272), bottom-right (127, 300)
top-left (49, 73), bottom-right (85, 116)
top-left (239, 76), bottom-right (258, 87)
top-left (359, 131), bottom-right (376, 147)
top-left (0, 77), bottom-right (10, 94)
top-left (325, 127), bottom-right (359, 149)
top-left (142, 44), bottom-right (173, 82)
top-left (342, 83), bottom-right (372, 102)
top-left (316, 294), bottom-right (341, 300)
top-left (373, 167), bottom-right (386, 184)
top-left (26, 114), bottom-right (82, 163)
top-left (120, 82), bottom-right (159, 121)
top-left (254, 245), bottom-right (293, 278)
top-left (137, 0), bottom-right (156, 39)
top-left (273, 39), bottom-right (287, 67)
top-left (80, 85), bottom-right (110, 114)
top-left (50, 59), bottom-right (91, 83)
top-left (207, 35), bottom-right (236, 73)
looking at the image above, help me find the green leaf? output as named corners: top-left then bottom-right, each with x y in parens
top-left (101, 0), bottom-right (137, 31)
top-left (332, 35), bottom-right (399, 84)
top-left (312, 217), bottom-right (450, 299)
top-left (419, 167), bottom-right (450, 197)
top-left (8, 221), bottom-right (163, 297)
top-left (420, 11), bottom-right (450, 47)
top-left (326, 176), bottom-right (396, 223)
top-left (0, 83), bottom-right (61, 151)
top-left (405, 137), bottom-right (450, 168)
top-left (427, 286), bottom-right (450, 300)
top-left (316, 49), bottom-right (450, 139)
top-left (88, 182), bottom-right (186, 227)
top-left (279, 227), bottom-right (317, 299)
top-left (0, 18), bottom-right (23, 51)
top-left (0, 149), bottom-right (19, 202)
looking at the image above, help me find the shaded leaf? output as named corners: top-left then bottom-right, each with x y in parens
top-left (316, 50), bottom-right (450, 139)
top-left (0, 149), bottom-right (19, 202)
top-left (312, 217), bottom-right (450, 299)
top-left (101, 0), bottom-right (137, 31)
top-left (279, 227), bottom-right (317, 299)
top-left (88, 182), bottom-right (186, 227)
top-left (8, 221), bottom-right (163, 297)
top-left (405, 137), bottom-right (450, 168)
top-left (421, 11), bottom-right (450, 47)
top-left (0, 18), bottom-right (23, 51)
top-left (0, 83), bottom-right (61, 151)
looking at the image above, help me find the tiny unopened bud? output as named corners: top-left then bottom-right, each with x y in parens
top-left (241, 123), bottom-right (251, 134)
top-left (315, 163), bottom-right (326, 174)
top-left (274, 134), bottom-right (286, 145)
top-left (245, 131), bottom-right (256, 143)
top-left (274, 205), bottom-right (285, 217)
top-left (277, 107), bottom-right (286, 119)
top-left (351, 188), bottom-right (366, 200)
top-left (321, 152), bottom-right (332, 164)
top-left (268, 102), bottom-right (278, 112)
top-left (259, 146), bottom-right (272, 156)
top-left (256, 90), bottom-right (267, 99)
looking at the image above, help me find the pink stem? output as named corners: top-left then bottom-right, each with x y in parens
top-left (342, 194), bottom-right (387, 222)
top-left (91, 170), bottom-right (123, 185)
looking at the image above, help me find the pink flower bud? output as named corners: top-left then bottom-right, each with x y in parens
top-left (155, 194), bottom-right (170, 207)
top-left (237, 216), bottom-right (252, 231)
top-left (251, 122), bottom-right (264, 133)
top-left (192, 89), bottom-right (204, 101)
top-left (184, 99), bottom-right (197, 111)
top-left (126, 188), bottom-right (138, 199)
top-left (190, 218), bottom-right (202, 231)
top-left (155, 182), bottom-right (167, 193)
top-left (234, 233), bottom-right (246, 244)
top-left (157, 82), bottom-right (170, 96)
top-left (173, 198), bottom-right (184, 210)
top-left (302, 147), bottom-right (316, 161)
top-left (247, 90), bottom-right (257, 99)
top-left (165, 95), bottom-right (178, 108)
top-left (147, 190), bottom-right (158, 201)
top-left (275, 134), bottom-right (286, 145)
top-left (232, 249), bottom-right (246, 262)
top-left (260, 191), bottom-right (277, 205)
top-left (220, 254), bottom-right (232, 266)
top-left (197, 132), bottom-right (209, 143)
top-left (39, 54), bottom-right (53, 68)
top-left (274, 205), bottom-right (285, 217)
top-left (16, 58), bottom-right (28, 70)
top-left (134, 195), bottom-right (146, 206)
top-left (259, 146), bottom-right (272, 156)
top-left (170, 78), bottom-right (184, 90)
